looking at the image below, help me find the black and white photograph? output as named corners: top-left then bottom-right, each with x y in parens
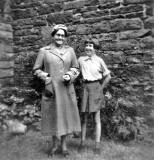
top-left (0, 0), bottom-right (154, 160)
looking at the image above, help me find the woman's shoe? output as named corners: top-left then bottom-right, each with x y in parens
top-left (78, 144), bottom-right (86, 153)
top-left (62, 150), bottom-right (69, 158)
top-left (48, 145), bottom-right (59, 157)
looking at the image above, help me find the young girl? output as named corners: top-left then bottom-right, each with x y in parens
top-left (78, 39), bottom-right (111, 154)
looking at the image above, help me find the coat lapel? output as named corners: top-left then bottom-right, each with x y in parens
top-left (48, 45), bottom-right (68, 63)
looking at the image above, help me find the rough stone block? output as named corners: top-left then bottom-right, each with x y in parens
top-left (76, 24), bottom-right (92, 35)
top-left (97, 33), bottom-right (117, 41)
top-left (119, 29), bottom-right (151, 40)
top-left (79, 6), bottom-right (97, 13)
top-left (123, 0), bottom-right (151, 5)
top-left (0, 61), bottom-right (14, 69)
top-left (12, 24), bottom-right (34, 30)
top-left (12, 8), bottom-right (37, 20)
top-left (118, 39), bottom-right (139, 50)
top-left (140, 36), bottom-right (154, 49)
top-left (110, 19), bottom-right (125, 32)
top-left (64, 0), bottom-right (86, 10)
top-left (99, 0), bottom-right (117, 4)
top-left (14, 28), bottom-right (40, 36)
top-left (152, 28), bottom-right (154, 37)
top-left (0, 23), bottom-right (12, 32)
top-left (80, 15), bottom-right (111, 24)
top-left (145, 5), bottom-right (153, 16)
top-left (125, 11), bottom-right (144, 19)
top-left (110, 4), bottom-right (143, 15)
top-left (100, 41), bottom-right (118, 51)
top-left (0, 78), bottom-right (14, 87)
top-left (13, 45), bottom-right (40, 53)
top-left (92, 21), bottom-right (111, 33)
top-left (144, 17), bottom-right (154, 29)
top-left (98, 2), bottom-right (120, 9)
top-left (14, 35), bottom-right (41, 45)
top-left (126, 56), bottom-right (142, 63)
top-left (50, 3), bottom-right (63, 12)
top-left (13, 0), bottom-right (42, 4)
top-left (0, 30), bottom-right (12, 39)
top-left (12, 1), bottom-right (41, 9)
top-left (83, 10), bottom-right (109, 18)
top-left (12, 19), bottom-right (33, 27)
top-left (3, 44), bottom-right (13, 53)
top-left (33, 16), bottom-right (47, 26)
top-left (0, 68), bottom-right (14, 78)
top-left (37, 3), bottom-right (63, 14)
top-left (101, 39), bottom-right (139, 51)
top-left (105, 51), bottom-right (126, 64)
top-left (85, 0), bottom-right (99, 6)
top-left (47, 11), bottom-right (73, 24)
top-left (124, 18), bottom-right (143, 30)
top-left (0, 53), bottom-right (14, 61)
top-left (37, 4), bottom-right (53, 15)
top-left (110, 18), bottom-right (142, 32)
top-left (44, 0), bottom-right (64, 4)
top-left (143, 51), bottom-right (154, 63)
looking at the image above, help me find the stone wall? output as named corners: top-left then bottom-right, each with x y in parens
top-left (12, 0), bottom-right (154, 126)
top-left (0, 0), bottom-right (14, 89)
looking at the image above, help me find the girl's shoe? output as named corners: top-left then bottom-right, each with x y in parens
top-left (93, 147), bottom-right (101, 155)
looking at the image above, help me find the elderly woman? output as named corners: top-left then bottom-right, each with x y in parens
top-left (33, 24), bottom-right (81, 157)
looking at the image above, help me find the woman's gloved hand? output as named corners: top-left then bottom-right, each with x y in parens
top-left (34, 69), bottom-right (49, 81)
top-left (63, 74), bottom-right (71, 85)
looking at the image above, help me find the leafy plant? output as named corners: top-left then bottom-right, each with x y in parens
top-left (101, 92), bottom-right (148, 141)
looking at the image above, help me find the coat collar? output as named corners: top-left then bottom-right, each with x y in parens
top-left (45, 44), bottom-right (69, 62)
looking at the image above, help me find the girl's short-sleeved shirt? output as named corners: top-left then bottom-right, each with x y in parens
top-left (78, 54), bottom-right (110, 81)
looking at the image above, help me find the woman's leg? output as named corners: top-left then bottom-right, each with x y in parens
top-left (48, 136), bottom-right (59, 157)
top-left (94, 110), bottom-right (101, 154)
top-left (61, 135), bottom-right (69, 157)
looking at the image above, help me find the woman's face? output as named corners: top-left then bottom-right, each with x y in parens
top-left (53, 29), bottom-right (66, 46)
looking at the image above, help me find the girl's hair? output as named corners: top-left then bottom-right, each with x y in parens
top-left (84, 39), bottom-right (99, 49)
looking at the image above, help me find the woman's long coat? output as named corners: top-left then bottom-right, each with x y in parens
top-left (33, 44), bottom-right (81, 137)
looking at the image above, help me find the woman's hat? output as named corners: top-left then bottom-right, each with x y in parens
top-left (51, 24), bottom-right (68, 37)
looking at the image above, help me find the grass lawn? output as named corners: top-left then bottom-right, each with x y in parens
top-left (0, 127), bottom-right (154, 160)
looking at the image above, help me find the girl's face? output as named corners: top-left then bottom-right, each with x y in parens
top-left (85, 43), bottom-right (95, 57)
top-left (53, 29), bottom-right (66, 46)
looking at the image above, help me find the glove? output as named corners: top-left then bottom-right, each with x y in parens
top-left (63, 74), bottom-right (71, 85)
top-left (34, 69), bottom-right (49, 81)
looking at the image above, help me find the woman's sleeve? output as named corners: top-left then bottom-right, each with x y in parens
top-left (33, 48), bottom-right (44, 71)
top-left (66, 48), bottom-right (80, 82)
top-left (33, 48), bottom-right (49, 81)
